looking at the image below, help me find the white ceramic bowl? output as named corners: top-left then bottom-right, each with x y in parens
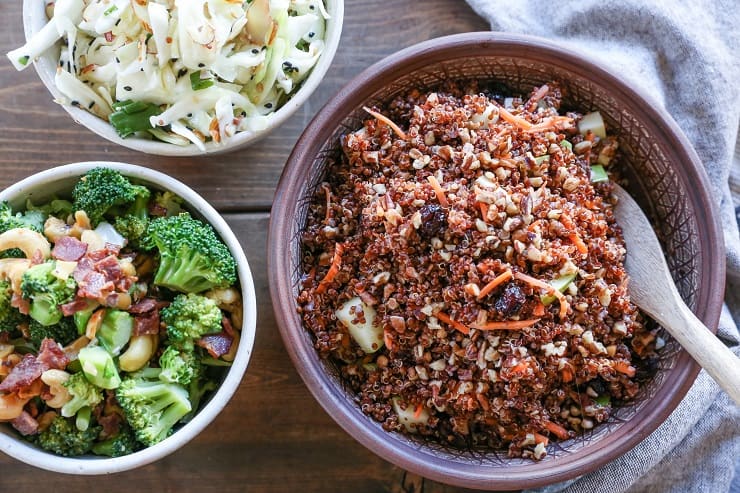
top-left (21, 1), bottom-right (344, 156)
top-left (0, 162), bottom-right (257, 474)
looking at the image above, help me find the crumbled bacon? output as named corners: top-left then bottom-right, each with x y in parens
top-left (197, 331), bottom-right (233, 358)
top-left (95, 255), bottom-right (123, 283)
top-left (77, 271), bottom-right (115, 300)
top-left (11, 292), bottom-right (30, 315)
top-left (37, 338), bottom-right (70, 370)
top-left (87, 245), bottom-right (121, 262)
top-left (61, 298), bottom-right (91, 316)
top-left (129, 298), bottom-right (158, 314)
top-left (221, 316), bottom-right (236, 337)
top-left (0, 355), bottom-right (44, 393)
top-left (73, 258), bottom-right (95, 283)
top-left (52, 236), bottom-right (88, 261)
top-left (11, 411), bottom-right (39, 436)
top-left (133, 310), bottom-right (160, 336)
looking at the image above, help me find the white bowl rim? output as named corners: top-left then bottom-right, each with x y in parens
top-left (21, 0), bottom-right (344, 156)
top-left (0, 162), bottom-right (257, 474)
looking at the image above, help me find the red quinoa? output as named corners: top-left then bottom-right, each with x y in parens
top-left (297, 83), bottom-right (657, 460)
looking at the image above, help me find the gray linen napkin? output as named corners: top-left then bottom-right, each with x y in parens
top-left (462, 1), bottom-right (740, 491)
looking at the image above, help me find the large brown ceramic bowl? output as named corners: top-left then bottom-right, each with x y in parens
top-left (267, 33), bottom-right (725, 490)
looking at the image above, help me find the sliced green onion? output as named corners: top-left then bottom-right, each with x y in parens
top-left (108, 99), bottom-right (161, 138)
top-left (560, 139), bottom-right (572, 151)
top-left (541, 273), bottom-right (576, 305)
top-left (104, 5), bottom-right (118, 15)
top-left (17, 55), bottom-right (29, 66)
top-left (590, 165), bottom-right (609, 183)
top-left (190, 70), bottom-right (214, 91)
top-left (534, 155), bottom-right (550, 165)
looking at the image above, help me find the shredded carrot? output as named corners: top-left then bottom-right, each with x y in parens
top-left (435, 311), bottom-right (470, 335)
top-left (498, 106), bottom-right (533, 130)
top-left (476, 269), bottom-right (512, 300)
top-left (523, 116), bottom-right (573, 133)
top-left (315, 243), bottom-right (345, 294)
top-left (362, 106), bottom-right (407, 140)
top-left (560, 366), bottom-right (574, 383)
top-left (478, 202), bottom-right (489, 221)
top-left (427, 175), bottom-right (449, 207)
top-left (570, 232), bottom-right (589, 254)
top-left (613, 361), bottom-right (636, 377)
top-left (413, 403), bottom-right (424, 419)
top-left (560, 213), bottom-right (576, 230)
top-left (533, 432), bottom-right (550, 446)
top-left (532, 302), bottom-right (546, 317)
top-left (471, 318), bottom-right (540, 331)
top-left (513, 271), bottom-right (569, 320)
top-left (543, 420), bottom-right (570, 440)
top-left (510, 361), bottom-right (530, 375)
top-left (323, 184), bottom-right (332, 223)
top-left (529, 84), bottom-right (549, 105)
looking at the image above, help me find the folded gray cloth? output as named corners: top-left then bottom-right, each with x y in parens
top-left (463, 1), bottom-right (740, 491)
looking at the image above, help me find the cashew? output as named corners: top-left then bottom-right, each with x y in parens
top-left (40, 369), bottom-right (72, 409)
top-left (37, 410), bottom-right (57, 432)
top-left (86, 308), bottom-right (105, 340)
top-left (0, 353), bottom-right (21, 377)
top-left (206, 287), bottom-right (243, 330)
top-left (0, 343), bottom-right (14, 360)
top-left (0, 392), bottom-right (31, 421)
top-left (80, 229), bottom-right (105, 252)
top-left (62, 335), bottom-right (91, 361)
top-left (119, 335), bottom-right (158, 372)
top-left (69, 210), bottom-right (92, 239)
top-left (0, 258), bottom-right (32, 294)
top-left (0, 228), bottom-right (51, 259)
top-left (44, 216), bottom-right (72, 243)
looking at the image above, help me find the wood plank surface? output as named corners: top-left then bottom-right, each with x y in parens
top-left (0, 0), bottom-right (489, 491)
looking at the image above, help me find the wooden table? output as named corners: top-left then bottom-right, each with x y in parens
top-left (0, 1), bottom-right (489, 491)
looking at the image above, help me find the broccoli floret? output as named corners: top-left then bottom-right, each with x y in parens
top-left (0, 201), bottom-right (46, 258)
top-left (91, 424), bottom-right (141, 457)
top-left (61, 372), bottom-right (104, 424)
top-left (159, 346), bottom-right (202, 386)
top-left (78, 346), bottom-right (121, 389)
top-left (25, 198), bottom-right (73, 220)
top-left (36, 414), bottom-right (100, 457)
top-left (113, 215), bottom-right (149, 247)
top-left (28, 316), bottom-right (77, 347)
top-left (161, 293), bottom-right (222, 350)
top-left (116, 369), bottom-right (192, 446)
top-left (0, 279), bottom-right (27, 335)
top-left (142, 213), bottom-right (236, 293)
top-left (182, 363), bottom-right (217, 423)
top-left (20, 261), bottom-right (76, 326)
top-left (152, 191), bottom-right (184, 217)
top-left (72, 168), bottom-right (150, 227)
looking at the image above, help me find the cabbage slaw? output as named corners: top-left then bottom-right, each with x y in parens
top-left (8, 0), bottom-right (329, 150)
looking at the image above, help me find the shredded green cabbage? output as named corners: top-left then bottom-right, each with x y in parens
top-left (7, 0), bottom-right (329, 149)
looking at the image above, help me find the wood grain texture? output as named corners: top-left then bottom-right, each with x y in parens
top-left (0, 1), bottom-right (489, 491)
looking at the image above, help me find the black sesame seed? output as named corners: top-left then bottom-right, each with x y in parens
top-left (308, 31), bottom-right (315, 37)
top-left (71, 100), bottom-right (79, 107)
top-left (140, 67), bottom-right (144, 72)
top-left (115, 57), bottom-right (120, 63)
top-left (309, 4), bottom-right (315, 9)
top-left (187, 113), bottom-right (193, 118)
top-left (251, 48), bottom-right (259, 54)
top-left (264, 102), bottom-right (273, 109)
top-left (123, 85), bottom-right (132, 91)
top-left (198, 63), bottom-right (205, 68)
top-left (241, 111), bottom-right (246, 117)
top-left (88, 101), bottom-right (95, 109)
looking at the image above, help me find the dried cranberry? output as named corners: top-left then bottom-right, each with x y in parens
top-left (418, 204), bottom-right (447, 239)
top-left (494, 283), bottom-right (526, 317)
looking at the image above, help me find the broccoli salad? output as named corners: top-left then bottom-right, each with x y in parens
top-left (7, 0), bottom-right (329, 150)
top-left (0, 168), bottom-right (243, 457)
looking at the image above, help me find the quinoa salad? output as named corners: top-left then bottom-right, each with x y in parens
top-left (297, 83), bottom-right (660, 460)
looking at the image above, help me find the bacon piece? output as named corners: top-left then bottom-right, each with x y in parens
top-left (117, 276), bottom-right (136, 292)
top-left (97, 411), bottom-right (123, 440)
top-left (73, 257), bottom-right (95, 283)
top-left (37, 338), bottom-right (70, 370)
top-left (221, 316), bottom-right (236, 337)
top-left (0, 355), bottom-right (44, 393)
top-left (11, 292), bottom-right (30, 315)
top-left (133, 310), bottom-right (160, 336)
top-left (61, 298), bottom-right (91, 316)
top-left (196, 331), bottom-right (233, 359)
top-left (95, 255), bottom-right (123, 283)
top-left (129, 298), bottom-right (158, 314)
top-left (11, 411), bottom-right (39, 436)
top-left (30, 250), bottom-right (44, 265)
top-left (87, 245), bottom-right (121, 262)
top-left (52, 236), bottom-right (88, 261)
top-left (77, 271), bottom-right (115, 300)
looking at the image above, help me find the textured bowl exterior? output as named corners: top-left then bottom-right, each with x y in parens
top-left (21, 1), bottom-right (344, 156)
top-left (268, 33), bottom-right (725, 490)
top-left (0, 162), bottom-right (257, 474)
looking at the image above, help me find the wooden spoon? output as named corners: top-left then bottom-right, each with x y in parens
top-left (612, 184), bottom-right (740, 404)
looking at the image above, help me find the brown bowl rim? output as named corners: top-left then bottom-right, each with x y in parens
top-left (268, 32), bottom-right (725, 490)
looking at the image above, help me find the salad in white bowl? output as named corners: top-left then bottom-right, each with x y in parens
top-left (8, 0), bottom-right (337, 153)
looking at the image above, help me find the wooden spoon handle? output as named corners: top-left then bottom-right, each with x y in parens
top-left (661, 303), bottom-right (740, 404)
